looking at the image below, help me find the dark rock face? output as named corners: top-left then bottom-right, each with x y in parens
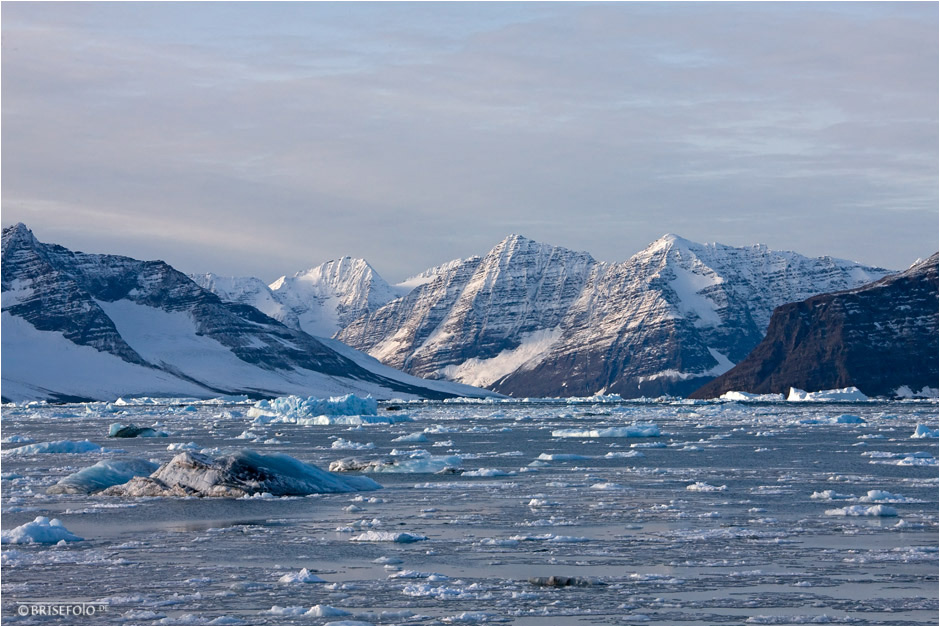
top-left (691, 254), bottom-right (939, 399)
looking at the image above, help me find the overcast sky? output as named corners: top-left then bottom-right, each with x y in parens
top-left (3, 2), bottom-right (937, 282)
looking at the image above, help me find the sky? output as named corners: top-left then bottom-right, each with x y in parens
top-left (2, 1), bottom-right (937, 283)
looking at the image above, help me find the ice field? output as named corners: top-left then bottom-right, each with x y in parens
top-left (1, 396), bottom-right (938, 625)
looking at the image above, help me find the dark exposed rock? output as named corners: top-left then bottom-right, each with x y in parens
top-left (691, 254), bottom-right (939, 399)
top-left (108, 423), bottom-right (167, 438)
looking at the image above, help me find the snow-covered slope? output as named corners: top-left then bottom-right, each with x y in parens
top-left (1, 224), bottom-right (495, 402)
top-left (337, 233), bottom-right (891, 398)
top-left (193, 257), bottom-right (398, 338)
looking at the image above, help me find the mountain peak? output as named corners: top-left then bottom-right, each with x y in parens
top-left (2, 222), bottom-right (38, 249)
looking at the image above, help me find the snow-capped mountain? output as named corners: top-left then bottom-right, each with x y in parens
top-left (691, 253), bottom-right (939, 399)
top-left (337, 234), bottom-right (891, 397)
top-left (1, 224), bottom-right (493, 402)
top-left (192, 257), bottom-right (399, 338)
top-left (337, 234), bottom-right (598, 387)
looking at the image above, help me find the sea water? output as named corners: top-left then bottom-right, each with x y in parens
top-left (1, 398), bottom-right (937, 625)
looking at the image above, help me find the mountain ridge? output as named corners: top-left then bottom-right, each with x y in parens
top-left (336, 232), bottom-right (892, 397)
top-left (1, 223), bottom-right (494, 402)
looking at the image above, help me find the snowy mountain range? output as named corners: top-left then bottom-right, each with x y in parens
top-left (191, 257), bottom-right (403, 338)
top-left (3, 223), bottom-right (905, 401)
top-left (691, 253), bottom-right (939, 399)
top-left (0, 224), bottom-right (492, 402)
top-left (335, 234), bottom-right (892, 397)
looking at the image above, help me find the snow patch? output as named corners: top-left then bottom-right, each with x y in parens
top-left (438, 328), bottom-right (563, 387)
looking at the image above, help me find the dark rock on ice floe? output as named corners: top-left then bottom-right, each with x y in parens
top-left (108, 423), bottom-right (167, 438)
top-left (337, 233), bottom-right (890, 398)
top-left (691, 254), bottom-right (939, 399)
top-left (528, 576), bottom-right (605, 587)
top-left (102, 450), bottom-right (381, 497)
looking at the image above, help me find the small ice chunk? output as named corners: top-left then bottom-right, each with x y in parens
top-left (462, 468), bottom-right (516, 477)
top-left (306, 605), bottom-right (351, 618)
top-left (825, 505), bottom-right (898, 517)
top-left (331, 439), bottom-right (376, 450)
top-left (911, 424), bottom-right (939, 439)
top-left (392, 432), bottom-right (428, 443)
top-left (278, 568), bottom-right (326, 584)
top-left (1, 516), bottom-right (83, 544)
top-left (349, 531), bottom-right (427, 543)
top-left (536, 453), bottom-right (590, 461)
top-left (551, 424), bottom-right (660, 438)
top-left (810, 490), bottom-right (854, 501)
top-left (686, 482), bottom-right (727, 492)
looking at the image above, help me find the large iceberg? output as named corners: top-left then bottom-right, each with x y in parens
top-left (247, 394), bottom-right (378, 423)
top-left (48, 458), bottom-right (160, 494)
top-left (787, 387), bottom-right (869, 402)
top-left (1, 517), bottom-right (83, 544)
top-left (102, 450), bottom-right (381, 497)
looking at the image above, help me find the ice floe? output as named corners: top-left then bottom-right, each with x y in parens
top-left (2, 439), bottom-right (106, 456)
top-left (787, 387), bottom-right (869, 402)
top-left (686, 481), bottom-right (727, 492)
top-left (331, 438), bottom-right (376, 450)
top-left (462, 468), bottom-right (516, 477)
top-left (349, 531), bottom-right (427, 543)
top-left (536, 453), bottom-right (590, 461)
top-left (720, 391), bottom-right (786, 402)
top-left (824, 504), bottom-right (898, 517)
top-left (1, 516), bottom-right (83, 544)
top-left (330, 449), bottom-right (463, 474)
top-left (108, 422), bottom-right (168, 438)
top-left (47, 458), bottom-right (160, 494)
top-left (248, 394), bottom-right (377, 420)
top-left (911, 424), bottom-right (939, 438)
top-left (391, 432), bottom-right (428, 443)
top-left (102, 450), bottom-right (380, 497)
top-left (551, 424), bottom-right (660, 438)
top-left (278, 568), bottom-right (326, 583)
